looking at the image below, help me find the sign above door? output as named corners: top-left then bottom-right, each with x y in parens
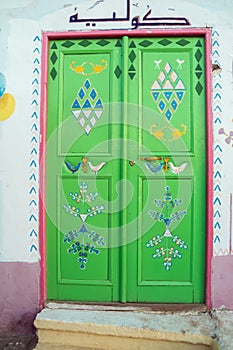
top-left (65, 0), bottom-right (191, 30)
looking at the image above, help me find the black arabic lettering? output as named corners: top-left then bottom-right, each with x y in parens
top-left (69, 12), bottom-right (79, 23)
top-left (69, 0), bottom-right (190, 28)
top-left (139, 9), bottom-right (191, 26)
top-left (131, 16), bottom-right (139, 29)
top-left (69, 0), bottom-right (130, 24)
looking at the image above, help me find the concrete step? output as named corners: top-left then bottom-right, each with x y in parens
top-left (34, 304), bottom-right (220, 350)
top-left (35, 344), bottom-right (96, 350)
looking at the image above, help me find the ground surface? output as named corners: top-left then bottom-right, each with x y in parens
top-left (0, 335), bottom-right (37, 350)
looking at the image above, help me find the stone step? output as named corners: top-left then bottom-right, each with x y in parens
top-left (35, 344), bottom-right (96, 350)
top-left (34, 304), bottom-right (220, 350)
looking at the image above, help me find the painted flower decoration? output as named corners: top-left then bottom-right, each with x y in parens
top-left (219, 127), bottom-right (233, 146)
top-left (0, 72), bottom-right (16, 121)
top-left (146, 186), bottom-right (188, 271)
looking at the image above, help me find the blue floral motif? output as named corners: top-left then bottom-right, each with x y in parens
top-left (146, 186), bottom-right (188, 271)
top-left (63, 182), bottom-right (105, 270)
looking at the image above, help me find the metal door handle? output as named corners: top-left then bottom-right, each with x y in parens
top-left (140, 157), bottom-right (162, 161)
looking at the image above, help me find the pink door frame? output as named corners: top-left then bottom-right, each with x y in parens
top-left (39, 28), bottom-right (213, 308)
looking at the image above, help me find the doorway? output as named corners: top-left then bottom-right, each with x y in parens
top-left (42, 32), bottom-right (211, 304)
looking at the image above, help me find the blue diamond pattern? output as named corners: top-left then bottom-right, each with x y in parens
top-left (176, 91), bottom-right (184, 101)
top-left (83, 99), bottom-right (92, 108)
top-left (72, 99), bottom-right (81, 109)
top-left (165, 109), bottom-right (172, 121)
top-left (90, 89), bottom-right (97, 100)
top-left (152, 92), bottom-right (159, 101)
top-left (84, 79), bottom-right (91, 90)
top-left (158, 100), bottom-right (166, 111)
top-left (79, 224), bottom-right (88, 233)
top-left (163, 92), bottom-right (173, 101)
top-left (94, 98), bottom-right (103, 109)
top-left (78, 88), bottom-right (85, 100)
top-left (171, 100), bottom-right (178, 110)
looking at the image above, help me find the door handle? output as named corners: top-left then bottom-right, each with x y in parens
top-left (140, 157), bottom-right (162, 162)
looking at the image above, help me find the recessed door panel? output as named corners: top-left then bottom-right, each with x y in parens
top-left (141, 49), bottom-right (192, 154)
top-left (46, 38), bottom-right (122, 302)
top-left (60, 52), bottom-right (112, 156)
top-left (126, 37), bottom-right (206, 303)
top-left (139, 178), bottom-right (192, 282)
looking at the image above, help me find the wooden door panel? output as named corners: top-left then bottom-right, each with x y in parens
top-left (61, 52), bottom-right (112, 156)
top-left (141, 49), bottom-right (192, 155)
top-left (46, 38), bottom-right (122, 301)
top-left (59, 177), bottom-right (110, 280)
top-left (139, 177), bottom-right (192, 283)
top-left (126, 37), bottom-right (206, 303)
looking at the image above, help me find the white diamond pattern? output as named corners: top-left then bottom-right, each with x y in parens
top-left (150, 62), bottom-right (186, 122)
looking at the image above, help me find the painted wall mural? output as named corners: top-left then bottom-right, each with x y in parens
top-left (28, 35), bottom-right (41, 257)
top-left (219, 125), bottom-right (233, 146)
top-left (0, 72), bottom-right (15, 121)
top-left (211, 29), bottom-right (224, 256)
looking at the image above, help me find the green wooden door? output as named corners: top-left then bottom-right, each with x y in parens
top-left (46, 36), bottom-right (206, 303)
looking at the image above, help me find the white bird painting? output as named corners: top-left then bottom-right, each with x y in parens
top-left (176, 59), bottom-right (184, 69)
top-left (169, 162), bottom-right (187, 175)
top-left (87, 161), bottom-right (106, 175)
top-left (154, 59), bottom-right (162, 69)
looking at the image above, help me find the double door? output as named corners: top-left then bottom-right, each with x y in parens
top-left (46, 36), bottom-right (206, 303)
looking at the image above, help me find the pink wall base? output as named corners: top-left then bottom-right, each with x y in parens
top-left (0, 262), bottom-right (40, 336)
top-left (212, 256), bottom-right (233, 310)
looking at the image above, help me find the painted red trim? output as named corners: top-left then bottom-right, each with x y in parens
top-left (39, 32), bottom-right (49, 307)
top-left (43, 28), bottom-right (211, 39)
top-left (204, 29), bottom-right (213, 309)
top-left (39, 28), bottom-right (213, 307)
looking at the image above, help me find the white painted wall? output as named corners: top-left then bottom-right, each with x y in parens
top-left (0, 0), bottom-right (232, 262)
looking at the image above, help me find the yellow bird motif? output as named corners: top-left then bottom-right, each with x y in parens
top-left (70, 60), bottom-right (107, 76)
top-left (70, 61), bottom-right (87, 75)
top-left (150, 123), bottom-right (187, 142)
top-left (90, 60), bottom-right (108, 74)
top-left (172, 124), bottom-right (187, 139)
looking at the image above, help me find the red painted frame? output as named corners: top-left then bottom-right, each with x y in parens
top-left (39, 28), bottom-right (213, 308)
